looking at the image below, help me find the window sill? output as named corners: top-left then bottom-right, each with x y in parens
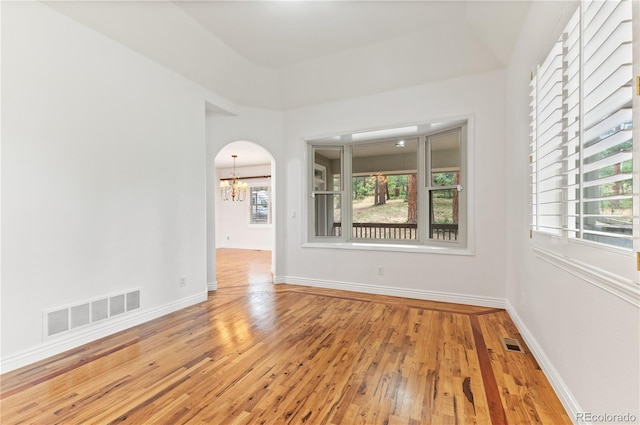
top-left (302, 241), bottom-right (473, 256)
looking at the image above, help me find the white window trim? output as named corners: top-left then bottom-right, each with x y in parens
top-left (303, 116), bottom-right (476, 255)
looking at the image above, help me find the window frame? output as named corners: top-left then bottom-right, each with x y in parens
top-left (308, 145), bottom-right (344, 241)
top-left (305, 120), bottom-right (473, 255)
top-left (426, 126), bottom-right (468, 248)
top-left (248, 185), bottom-right (272, 225)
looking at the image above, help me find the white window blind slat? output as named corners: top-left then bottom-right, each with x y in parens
top-left (582, 229), bottom-right (632, 240)
top-left (584, 62), bottom-right (632, 102)
top-left (539, 178), bottom-right (563, 191)
top-left (584, 35), bottom-right (632, 76)
top-left (539, 44), bottom-right (563, 77)
top-left (538, 125), bottom-right (563, 150)
top-left (539, 86), bottom-right (562, 111)
top-left (538, 108), bottom-right (564, 135)
top-left (583, 129), bottom-right (631, 157)
top-left (583, 146), bottom-right (632, 168)
top-left (583, 108), bottom-right (632, 144)
top-left (584, 85), bottom-right (633, 127)
top-left (584, 194), bottom-right (632, 204)
top-left (583, 0), bottom-right (605, 27)
top-left (582, 173), bottom-right (632, 189)
top-left (583, 0), bottom-right (624, 45)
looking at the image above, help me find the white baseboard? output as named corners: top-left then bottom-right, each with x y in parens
top-left (506, 300), bottom-right (583, 425)
top-left (0, 292), bottom-right (207, 374)
top-left (207, 280), bottom-right (218, 291)
top-left (274, 275), bottom-right (505, 308)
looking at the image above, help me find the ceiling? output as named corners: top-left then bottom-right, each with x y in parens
top-left (44, 1), bottom-right (531, 168)
top-left (174, 1), bottom-right (470, 68)
top-left (48, 1), bottom-right (532, 110)
top-left (173, 0), bottom-right (531, 69)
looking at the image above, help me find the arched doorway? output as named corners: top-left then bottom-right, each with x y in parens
top-left (210, 140), bottom-right (276, 289)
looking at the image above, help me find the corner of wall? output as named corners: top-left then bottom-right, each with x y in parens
top-left (505, 301), bottom-right (583, 424)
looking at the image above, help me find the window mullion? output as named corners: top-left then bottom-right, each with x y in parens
top-left (418, 135), bottom-right (427, 243)
top-left (343, 144), bottom-right (353, 242)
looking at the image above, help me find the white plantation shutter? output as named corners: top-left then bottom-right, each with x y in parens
top-left (562, 10), bottom-right (581, 239)
top-left (529, 76), bottom-right (537, 231)
top-left (532, 39), bottom-right (564, 235)
top-left (531, 0), bottom-right (635, 250)
top-left (580, 0), bottom-right (633, 248)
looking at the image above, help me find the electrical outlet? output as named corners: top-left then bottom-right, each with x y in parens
top-left (179, 277), bottom-right (186, 287)
top-left (377, 266), bottom-right (384, 275)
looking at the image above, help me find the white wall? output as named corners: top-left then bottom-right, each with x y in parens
top-left (216, 164), bottom-right (272, 250)
top-left (280, 22), bottom-right (503, 109)
top-left (280, 70), bottom-right (507, 306)
top-left (505, 1), bottom-right (639, 422)
top-left (45, 1), bottom-right (282, 110)
top-left (1, 2), bottom-right (228, 370)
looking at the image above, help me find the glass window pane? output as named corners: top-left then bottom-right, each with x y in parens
top-left (351, 139), bottom-right (418, 240)
top-left (314, 194), bottom-right (341, 237)
top-left (430, 130), bottom-right (460, 186)
top-left (429, 188), bottom-right (459, 241)
top-left (314, 147), bottom-right (342, 191)
top-left (250, 186), bottom-right (270, 224)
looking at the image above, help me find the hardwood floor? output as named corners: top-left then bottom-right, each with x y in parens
top-left (1, 249), bottom-right (572, 424)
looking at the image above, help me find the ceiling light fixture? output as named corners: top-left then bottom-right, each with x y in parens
top-left (220, 155), bottom-right (248, 201)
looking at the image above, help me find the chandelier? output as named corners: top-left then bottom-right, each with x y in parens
top-left (220, 155), bottom-right (248, 201)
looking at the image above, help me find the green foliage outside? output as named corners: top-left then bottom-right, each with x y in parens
top-left (352, 175), bottom-right (409, 201)
top-left (431, 172), bottom-right (456, 187)
top-left (586, 139), bottom-right (632, 217)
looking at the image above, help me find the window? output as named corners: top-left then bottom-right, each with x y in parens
top-left (249, 186), bottom-right (271, 224)
top-left (308, 122), bottom-right (467, 249)
top-left (530, 0), bottom-right (635, 250)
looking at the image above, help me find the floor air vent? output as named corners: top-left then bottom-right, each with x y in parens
top-left (45, 290), bottom-right (140, 339)
top-left (500, 337), bottom-right (524, 353)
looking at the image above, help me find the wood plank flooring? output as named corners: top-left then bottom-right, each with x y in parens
top-left (0, 249), bottom-right (572, 424)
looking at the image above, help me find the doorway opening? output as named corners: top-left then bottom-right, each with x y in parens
top-left (212, 141), bottom-right (276, 289)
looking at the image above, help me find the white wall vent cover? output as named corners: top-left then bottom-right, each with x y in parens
top-left (109, 294), bottom-right (125, 317)
top-left (91, 299), bottom-right (109, 322)
top-left (47, 309), bottom-right (69, 336)
top-left (126, 291), bottom-right (140, 311)
top-left (44, 289), bottom-right (141, 339)
top-left (70, 304), bottom-right (90, 329)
